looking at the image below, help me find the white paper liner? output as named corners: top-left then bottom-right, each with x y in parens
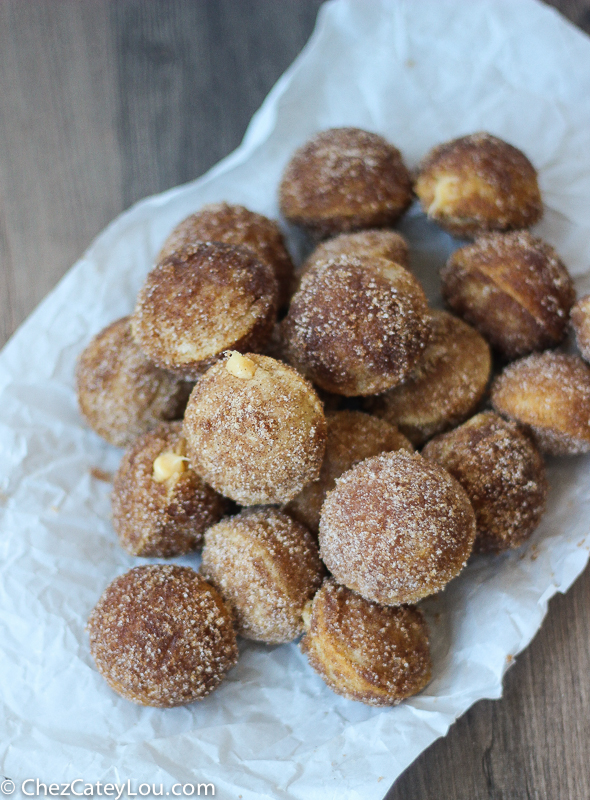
top-left (1, 0), bottom-right (590, 797)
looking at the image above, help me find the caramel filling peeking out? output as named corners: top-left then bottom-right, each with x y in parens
top-left (226, 351), bottom-right (257, 379)
top-left (428, 175), bottom-right (462, 215)
top-left (301, 600), bottom-right (313, 631)
top-left (153, 451), bottom-right (187, 483)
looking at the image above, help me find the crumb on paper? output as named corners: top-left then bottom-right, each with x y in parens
top-left (90, 467), bottom-right (113, 483)
top-left (506, 654), bottom-right (513, 664)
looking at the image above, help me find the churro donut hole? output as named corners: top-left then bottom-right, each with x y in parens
top-left (158, 203), bottom-right (294, 309)
top-left (183, 353), bottom-right (326, 505)
top-left (319, 451), bottom-right (476, 605)
top-left (131, 241), bottom-right (278, 379)
top-left (365, 310), bottom-right (491, 446)
top-left (279, 127), bottom-right (413, 239)
top-left (200, 508), bottom-right (324, 644)
top-left (286, 410), bottom-right (413, 534)
top-left (111, 422), bottom-right (227, 558)
top-left (491, 352), bottom-right (590, 456)
top-left (422, 412), bottom-right (548, 554)
top-left (301, 579), bottom-right (431, 706)
top-left (415, 132), bottom-right (542, 239)
top-left (301, 228), bottom-right (409, 278)
top-left (441, 232), bottom-right (575, 360)
top-left (76, 317), bottom-right (191, 448)
top-left (571, 294), bottom-right (590, 363)
top-left (282, 256), bottom-right (431, 396)
top-left (87, 565), bottom-right (238, 707)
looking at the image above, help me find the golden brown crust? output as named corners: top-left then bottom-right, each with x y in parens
top-left (300, 579), bottom-right (431, 706)
top-left (441, 232), bottom-right (575, 359)
top-left (281, 255), bottom-right (431, 396)
top-left (422, 412), bottom-right (548, 553)
top-left (286, 410), bottom-right (413, 534)
top-left (87, 565), bottom-right (238, 707)
top-left (200, 508), bottom-right (324, 644)
top-left (319, 451), bottom-right (476, 605)
top-left (491, 352), bottom-right (590, 455)
top-left (301, 228), bottom-right (409, 278)
top-left (571, 294), bottom-right (590, 363)
top-left (131, 241), bottom-right (278, 379)
top-left (111, 422), bottom-right (227, 557)
top-left (76, 317), bottom-right (191, 447)
top-left (158, 203), bottom-right (294, 309)
top-left (183, 353), bottom-right (327, 505)
top-left (279, 128), bottom-right (413, 239)
top-left (365, 310), bottom-right (491, 445)
top-left (415, 132), bottom-right (542, 238)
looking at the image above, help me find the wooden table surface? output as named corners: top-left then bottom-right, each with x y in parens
top-left (1, 1), bottom-right (589, 798)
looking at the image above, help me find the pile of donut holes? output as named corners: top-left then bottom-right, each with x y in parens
top-left (79, 127), bottom-right (590, 710)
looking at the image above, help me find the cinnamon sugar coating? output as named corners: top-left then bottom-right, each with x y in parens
top-left (158, 203), bottom-right (294, 308)
top-left (282, 256), bottom-right (431, 396)
top-left (279, 127), bottom-right (413, 239)
top-left (301, 228), bottom-right (409, 278)
top-left (571, 294), bottom-right (590, 363)
top-left (76, 317), bottom-right (191, 447)
top-left (300, 579), bottom-right (431, 706)
top-left (287, 410), bottom-right (413, 534)
top-left (442, 232), bottom-right (575, 359)
top-left (491, 352), bottom-right (590, 455)
top-left (131, 241), bottom-right (278, 379)
top-left (319, 451), bottom-right (476, 605)
top-left (112, 422), bottom-right (227, 558)
top-left (415, 132), bottom-right (542, 238)
top-left (365, 310), bottom-right (491, 446)
top-left (87, 565), bottom-right (238, 707)
top-left (201, 508), bottom-right (324, 644)
top-left (423, 412), bottom-right (548, 553)
top-left (183, 353), bottom-right (326, 505)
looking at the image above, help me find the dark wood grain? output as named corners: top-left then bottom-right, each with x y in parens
top-left (550, 0), bottom-right (590, 31)
top-left (0, 2), bottom-right (589, 799)
top-left (0, 1), bottom-right (123, 344)
top-left (111, 0), bottom-right (325, 208)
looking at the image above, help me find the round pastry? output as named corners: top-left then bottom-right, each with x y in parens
top-left (319, 451), bottom-right (476, 605)
top-left (287, 410), bottom-right (413, 534)
top-left (571, 294), bottom-right (590, 363)
top-left (415, 132), bottom-right (542, 238)
top-left (441, 232), bottom-right (575, 359)
top-left (279, 127), bottom-right (413, 239)
top-left (422, 412), bottom-right (548, 553)
top-left (111, 422), bottom-right (227, 558)
top-left (491, 351), bottom-right (590, 456)
top-left (200, 508), bottom-right (324, 644)
top-left (131, 241), bottom-right (278, 379)
top-left (157, 202), bottom-right (294, 308)
top-left (365, 310), bottom-right (491, 446)
top-left (282, 256), bottom-right (431, 396)
top-left (301, 579), bottom-right (431, 706)
top-left (87, 564), bottom-right (238, 707)
top-left (301, 228), bottom-right (409, 278)
top-left (76, 317), bottom-right (191, 447)
top-left (183, 352), bottom-right (327, 505)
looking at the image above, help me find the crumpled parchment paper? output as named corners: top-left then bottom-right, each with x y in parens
top-left (1, 0), bottom-right (590, 798)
